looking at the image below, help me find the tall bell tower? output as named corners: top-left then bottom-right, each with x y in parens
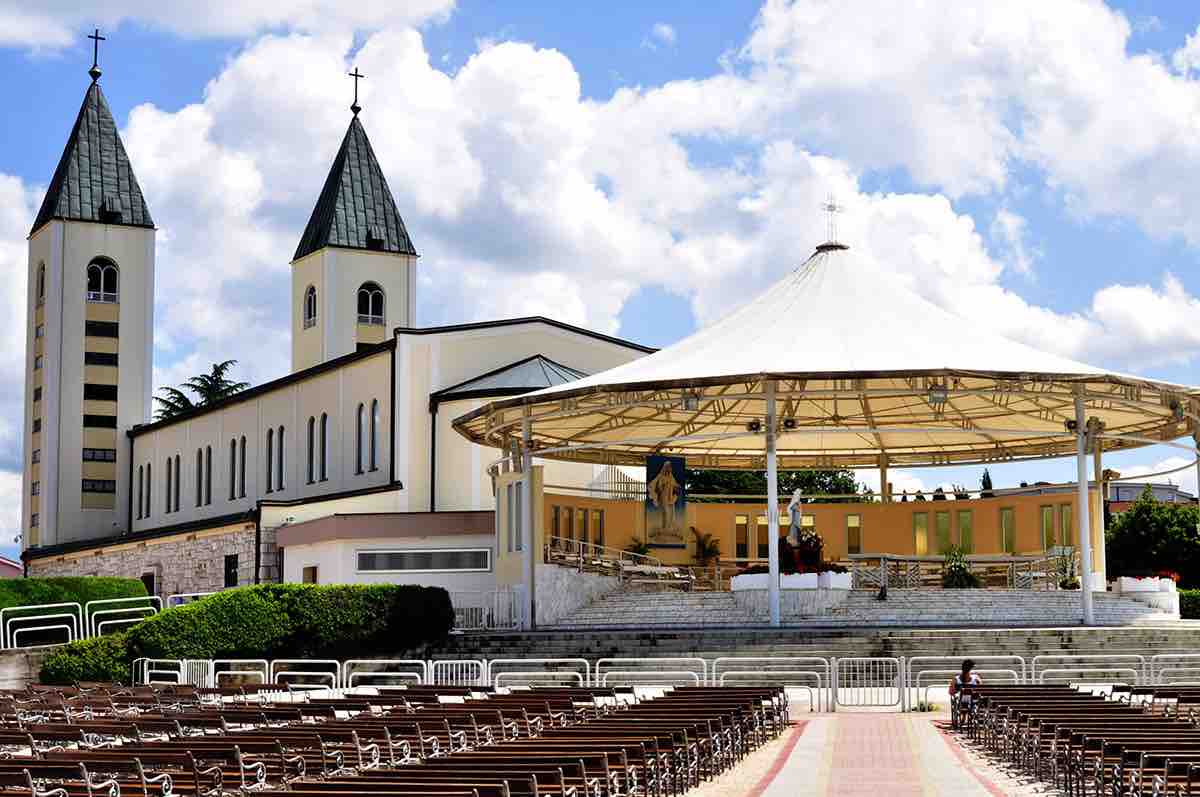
top-left (291, 68), bottom-right (418, 372)
top-left (22, 33), bottom-right (156, 550)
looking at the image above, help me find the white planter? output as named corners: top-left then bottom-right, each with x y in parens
top-left (784, 573), bottom-right (819, 589)
top-left (730, 571), bottom-right (849, 591)
top-left (1161, 578), bottom-right (1177, 593)
top-left (730, 573), bottom-right (769, 591)
top-left (1117, 576), bottom-right (1163, 593)
top-left (825, 572), bottom-right (852, 590)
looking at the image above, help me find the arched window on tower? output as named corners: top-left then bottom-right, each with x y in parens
top-left (370, 398), bottom-right (380, 472)
top-left (265, 428), bottom-right (274, 493)
top-left (86, 258), bottom-right (119, 303)
top-left (303, 286), bottom-right (318, 329)
top-left (357, 283), bottom-right (385, 325)
top-left (355, 403), bottom-right (365, 474)
top-left (306, 417), bottom-right (315, 484)
top-left (36, 263), bottom-right (45, 306)
top-left (319, 413), bottom-right (329, 481)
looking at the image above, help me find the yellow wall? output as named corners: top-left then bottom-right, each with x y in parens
top-left (545, 489), bottom-right (1105, 572)
top-left (494, 467), bottom-right (543, 590)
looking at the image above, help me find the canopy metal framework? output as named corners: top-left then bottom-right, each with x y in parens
top-left (454, 243), bottom-right (1200, 629)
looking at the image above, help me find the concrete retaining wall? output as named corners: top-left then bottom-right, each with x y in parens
top-left (536, 564), bottom-right (619, 626)
top-left (732, 587), bottom-right (850, 618)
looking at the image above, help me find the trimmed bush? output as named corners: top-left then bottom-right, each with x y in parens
top-left (1181, 590), bottom-right (1200, 620)
top-left (40, 632), bottom-right (131, 685)
top-left (40, 583), bottom-right (453, 685)
top-left (0, 577), bottom-right (146, 611)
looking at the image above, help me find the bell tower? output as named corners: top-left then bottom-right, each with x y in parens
top-left (22, 33), bottom-right (156, 549)
top-left (291, 68), bottom-right (418, 372)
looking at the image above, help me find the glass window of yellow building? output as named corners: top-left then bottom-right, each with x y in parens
top-left (913, 512), bottom-right (928, 556)
top-left (1000, 507), bottom-right (1015, 553)
top-left (563, 508), bottom-right (573, 542)
top-left (551, 506), bottom-right (560, 539)
top-left (756, 516), bottom-right (770, 559)
top-left (1059, 503), bottom-right (1073, 547)
top-left (934, 511), bottom-right (951, 554)
top-left (1040, 505), bottom-right (1055, 551)
top-left (846, 514), bottom-right (862, 555)
top-left (735, 514), bottom-right (749, 559)
top-left (957, 510), bottom-right (974, 553)
top-left (578, 508), bottom-right (588, 546)
top-left (593, 509), bottom-right (604, 547)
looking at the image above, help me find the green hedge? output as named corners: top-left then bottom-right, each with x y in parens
top-left (40, 583), bottom-right (453, 685)
top-left (1181, 590), bottom-right (1200, 620)
top-left (0, 577), bottom-right (146, 611)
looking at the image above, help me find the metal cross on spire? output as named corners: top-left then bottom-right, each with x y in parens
top-left (348, 67), bottom-right (366, 116)
top-left (821, 193), bottom-right (843, 243)
top-left (88, 28), bottom-right (106, 83)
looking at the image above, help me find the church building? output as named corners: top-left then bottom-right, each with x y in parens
top-left (20, 63), bottom-right (651, 597)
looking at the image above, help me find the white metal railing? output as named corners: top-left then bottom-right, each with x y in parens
top-left (595, 657), bottom-right (708, 686)
top-left (1032, 654), bottom-right (1147, 684)
top-left (450, 588), bottom-right (523, 631)
top-left (270, 659), bottom-right (341, 689)
top-left (86, 596), bottom-right (162, 637)
top-left (212, 659), bottom-right (269, 686)
top-left (1, 602), bottom-right (83, 649)
top-left (834, 656), bottom-right (905, 709)
top-left (430, 659), bottom-right (486, 686)
top-left (486, 658), bottom-right (590, 688)
top-left (905, 654), bottom-right (1027, 707)
top-left (602, 670), bottom-right (701, 687)
top-left (545, 535), bottom-right (663, 571)
top-left (1150, 653), bottom-right (1200, 684)
top-left (343, 659), bottom-right (427, 687)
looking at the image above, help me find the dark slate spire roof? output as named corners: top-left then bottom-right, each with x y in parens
top-left (293, 115), bottom-right (417, 262)
top-left (31, 81), bottom-right (154, 236)
top-left (430, 355), bottom-right (588, 406)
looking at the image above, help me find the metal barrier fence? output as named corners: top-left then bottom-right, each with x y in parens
top-left (1031, 653), bottom-right (1147, 684)
top-left (1, 596), bottom-right (169, 650)
top-left (1150, 653), bottom-right (1200, 685)
top-left (833, 657), bottom-right (904, 709)
top-left (449, 589), bottom-right (524, 632)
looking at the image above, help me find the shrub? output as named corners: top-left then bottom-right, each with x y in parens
top-left (40, 632), bottom-right (131, 684)
top-left (1107, 487), bottom-right (1200, 587)
top-left (39, 584), bottom-right (453, 685)
top-left (941, 546), bottom-right (980, 588)
top-left (1181, 590), bottom-right (1200, 620)
top-left (0, 577), bottom-right (146, 611)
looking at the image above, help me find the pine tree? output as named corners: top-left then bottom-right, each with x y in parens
top-left (154, 360), bottom-right (250, 420)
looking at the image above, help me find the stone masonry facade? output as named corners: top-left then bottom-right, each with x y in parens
top-left (27, 524), bottom-right (265, 598)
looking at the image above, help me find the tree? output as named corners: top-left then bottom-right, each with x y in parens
top-left (980, 469), bottom-right (994, 498)
top-left (684, 468), bottom-right (866, 503)
top-left (154, 360), bottom-right (250, 420)
top-left (1106, 486), bottom-right (1200, 587)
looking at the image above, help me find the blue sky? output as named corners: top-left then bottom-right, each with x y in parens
top-left (2, 0), bottom-right (1200, 548)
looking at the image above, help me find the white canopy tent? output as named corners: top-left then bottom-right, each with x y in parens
top-left (455, 242), bottom-right (1200, 626)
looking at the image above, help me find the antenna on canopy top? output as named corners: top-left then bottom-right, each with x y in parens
top-left (816, 193), bottom-right (850, 253)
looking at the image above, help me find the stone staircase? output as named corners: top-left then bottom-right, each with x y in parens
top-left (543, 588), bottom-right (1177, 629)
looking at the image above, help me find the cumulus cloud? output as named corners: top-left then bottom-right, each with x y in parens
top-left (1112, 456), bottom-right (1197, 497)
top-left (0, 1), bottom-right (455, 47)
top-left (643, 23), bottom-right (676, 50)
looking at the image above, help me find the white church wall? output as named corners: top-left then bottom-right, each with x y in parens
top-left (131, 347), bottom-right (393, 533)
top-left (281, 533), bottom-right (495, 592)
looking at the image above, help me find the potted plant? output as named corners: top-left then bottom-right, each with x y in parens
top-left (690, 526), bottom-right (721, 566)
top-left (941, 545), bottom-right (980, 588)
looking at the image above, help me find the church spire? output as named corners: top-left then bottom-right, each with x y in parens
top-left (31, 32), bottom-right (153, 236)
top-left (292, 108), bottom-right (416, 262)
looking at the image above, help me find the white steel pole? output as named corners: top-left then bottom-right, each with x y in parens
top-left (766, 381), bottom-right (781, 627)
top-left (522, 417), bottom-right (535, 630)
top-left (1074, 394), bottom-right (1094, 626)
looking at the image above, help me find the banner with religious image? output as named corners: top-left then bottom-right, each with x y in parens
top-left (645, 455), bottom-right (686, 547)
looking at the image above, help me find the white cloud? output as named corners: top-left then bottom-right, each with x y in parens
top-left (0, 1), bottom-right (455, 47)
top-left (1111, 456), bottom-right (1197, 497)
top-left (990, 208), bottom-right (1038, 276)
top-left (643, 22), bottom-right (676, 51)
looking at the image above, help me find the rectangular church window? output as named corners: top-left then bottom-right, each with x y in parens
top-left (357, 549), bottom-right (491, 573)
top-left (1060, 504), bottom-right (1074, 548)
top-left (1041, 505), bottom-right (1055, 551)
top-left (957, 510), bottom-right (974, 553)
top-left (846, 514), bottom-right (862, 555)
top-left (84, 351), bottom-right (118, 366)
top-left (934, 511), bottom-right (951, 554)
top-left (1000, 508), bottom-right (1016, 553)
top-left (913, 512), bottom-right (928, 556)
top-left (592, 509), bottom-right (604, 547)
top-left (734, 515), bottom-right (748, 559)
top-left (224, 554), bottom-right (239, 588)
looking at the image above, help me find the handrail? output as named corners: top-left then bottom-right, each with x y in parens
top-left (544, 535), bottom-right (662, 568)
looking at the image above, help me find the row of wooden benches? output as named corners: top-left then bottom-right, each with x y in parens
top-left (0, 681), bottom-right (790, 797)
top-left (954, 683), bottom-right (1200, 796)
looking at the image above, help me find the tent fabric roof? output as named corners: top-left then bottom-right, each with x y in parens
top-left (31, 81), bottom-right (154, 235)
top-left (431, 354), bottom-right (587, 406)
top-left (453, 244), bottom-right (1200, 469)
top-left (293, 115), bottom-right (417, 262)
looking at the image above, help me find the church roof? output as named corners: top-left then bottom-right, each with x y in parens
top-left (430, 354), bottom-right (588, 407)
top-left (293, 115), bottom-right (417, 262)
top-left (31, 80), bottom-right (154, 236)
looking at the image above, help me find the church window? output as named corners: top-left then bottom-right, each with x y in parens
top-left (165, 457), bottom-right (173, 514)
top-left (137, 465), bottom-right (143, 519)
top-left (34, 356), bottom-right (42, 370)
top-left (86, 258), bottom-right (119, 303)
top-left (173, 454), bottom-right (180, 512)
top-left (196, 449), bottom-right (203, 507)
top-left (319, 413), bottom-right (329, 481)
top-left (238, 436), bottom-right (246, 498)
top-left (306, 417), bottom-right (315, 484)
top-left (303, 286), bottom-right (318, 329)
top-left (277, 426), bottom-right (285, 490)
top-left (204, 445), bottom-right (212, 505)
top-left (265, 428), bottom-right (274, 493)
top-left (145, 463), bottom-right (151, 517)
top-left (35, 324), bottom-right (44, 339)
top-left (357, 283), bottom-right (384, 325)
top-left (369, 399), bottom-right (380, 471)
top-left (36, 263), bottom-right (45, 306)
top-left (229, 439), bottom-right (237, 500)
top-left (355, 403), bottom-right (365, 474)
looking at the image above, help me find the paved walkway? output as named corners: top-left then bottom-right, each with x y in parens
top-left (694, 714), bottom-right (1049, 796)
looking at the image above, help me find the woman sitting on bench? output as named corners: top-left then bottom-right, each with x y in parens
top-left (949, 659), bottom-right (981, 729)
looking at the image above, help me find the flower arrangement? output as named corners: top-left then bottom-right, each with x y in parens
top-left (941, 545), bottom-right (980, 588)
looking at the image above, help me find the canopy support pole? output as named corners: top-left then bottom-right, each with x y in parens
top-left (1074, 393), bottom-right (1094, 626)
top-left (522, 417), bottom-right (535, 630)
top-left (1093, 435), bottom-right (1105, 581)
top-left (879, 455), bottom-right (890, 504)
top-left (766, 381), bottom-right (781, 627)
